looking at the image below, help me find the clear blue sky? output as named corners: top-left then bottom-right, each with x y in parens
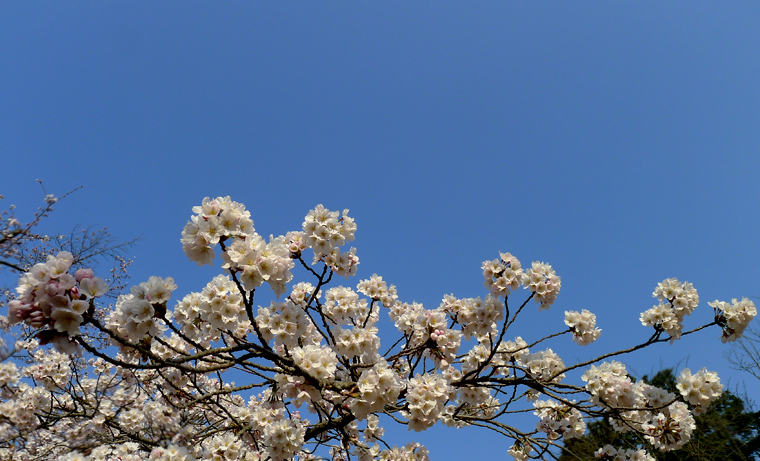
top-left (2, 2), bottom-right (760, 458)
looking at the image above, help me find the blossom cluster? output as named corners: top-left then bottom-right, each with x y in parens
top-left (106, 276), bottom-right (177, 344)
top-left (522, 349), bottom-right (566, 384)
top-left (482, 252), bottom-right (523, 297)
top-left (489, 336), bottom-right (530, 375)
top-left (348, 361), bottom-right (404, 421)
top-left (439, 294), bottom-right (504, 341)
top-left (8, 251), bottom-right (108, 353)
top-left (302, 205), bottom-right (357, 256)
top-left (461, 336), bottom-right (563, 388)
top-left (641, 400), bottom-right (695, 451)
top-left (262, 418), bottom-right (306, 461)
top-left (0, 362), bottom-right (20, 391)
top-left (450, 384), bottom-right (499, 419)
top-left (523, 261), bottom-right (561, 308)
top-left (0, 383), bottom-right (52, 430)
top-left (595, 445), bottom-right (655, 461)
top-left (25, 349), bottom-right (71, 391)
top-left (292, 344), bottom-right (338, 382)
top-left (182, 196), bottom-right (295, 296)
top-left (710, 297), bottom-right (757, 342)
top-left (282, 204), bottom-right (361, 278)
top-left (388, 301), bottom-right (462, 367)
top-left (376, 443), bottom-right (429, 461)
top-left (482, 254), bottom-right (561, 309)
top-left (356, 273), bottom-right (398, 308)
top-left (321, 246), bottom-right (360, 278)
top-left (180, 196), bottom-right (255, 265)
top-left (581, 361), bottom-right (717, 451)
top-left (507, 441), bottom-right (532, 461)
top-left (334, 325), bottom-right (381, 362)
top-left (223, 234), bottom-right (294, 297)
top-left (675, 368), bottom-right (723, 414)
top-left (533, 399), bottom-right (586, 440)
top-left (257, 299), bottom-right (317, 349)
top-left (171, 275), bottom-right (250, 345)
top-left (50, 376), bottom-right (308, 461)
top-left (582, 361), bottom-right (639, 409)
top-left (564, 309), bottom-right (602, 345)
top-left (323, 286), bottom-right (372, 326)
top-left (202, 434), bottom-right (245, 461)
top-left (640, 278), bottom-right (699, 340)
top-left (403, 373), bottom-right (454, 431)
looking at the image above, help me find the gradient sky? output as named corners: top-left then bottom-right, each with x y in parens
top-left (2, 2), bottom-right (760, 458)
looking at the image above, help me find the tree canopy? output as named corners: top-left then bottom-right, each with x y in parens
top-left (1, 195), bottom-right (757, 461)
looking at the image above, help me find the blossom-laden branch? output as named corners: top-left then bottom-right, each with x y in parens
top-left (0, 196), bottom-right (756, 461)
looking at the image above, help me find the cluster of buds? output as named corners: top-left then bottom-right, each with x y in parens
top-left (8, 251), bottom-right (107, 353)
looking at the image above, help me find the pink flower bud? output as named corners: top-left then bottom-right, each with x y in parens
top-left (26, 311), bottom-right (46, 328)
top-left (7, 300), bottom-right (26, 324)
top-left (45, 282), bottom-right (64, 297)
top-left (75, 268), bottom-right (95, 282)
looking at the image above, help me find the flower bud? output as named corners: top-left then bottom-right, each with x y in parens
top-left (75, 268), bottom-right (94, 282)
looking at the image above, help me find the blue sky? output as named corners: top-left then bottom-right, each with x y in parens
top-left (2, 2), bottom-right (760, 458)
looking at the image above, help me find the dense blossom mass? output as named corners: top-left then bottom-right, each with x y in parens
top-left (0, 196), bottom-right (755, 461)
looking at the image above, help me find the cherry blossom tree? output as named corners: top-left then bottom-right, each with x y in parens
top-left (0, 196), bottom-right (756, 461)
top-left (1, 183), bottom-right (133, 360)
